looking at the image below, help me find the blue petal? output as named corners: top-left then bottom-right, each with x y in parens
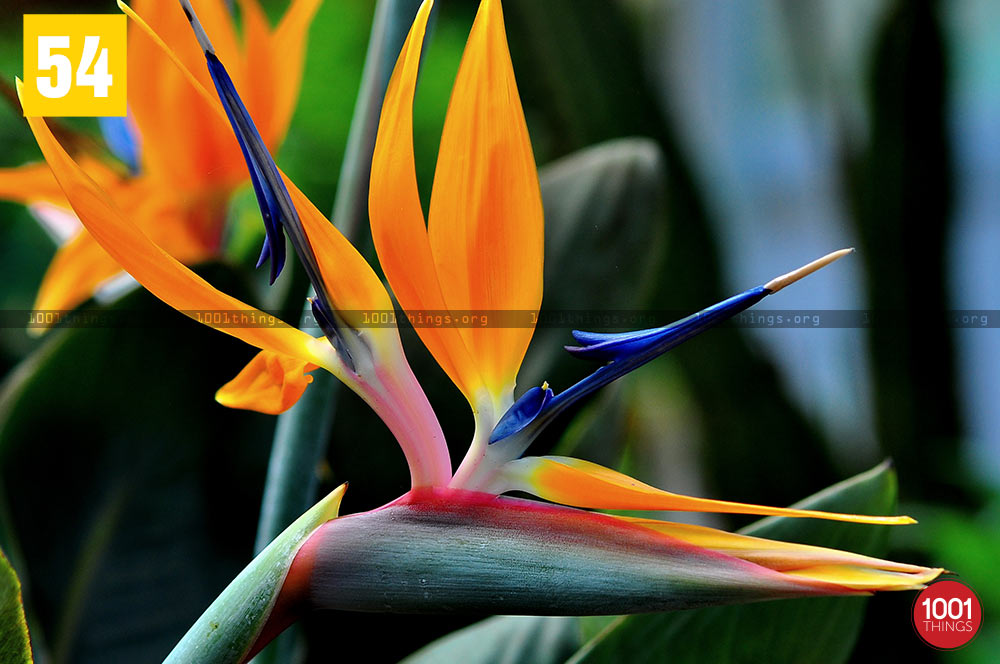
top-left (565, 286), bottom-right (769, 363)
top-left (98, 115), bottom-right (141, 174)
top-left (489, 385), bottom-right (554, 443)
top-left (182, 1), bottom-right (365, 363)
top-left (491, 285), bottom-right (770, 445)
top-left (205, 52), bottom-right (288, 284)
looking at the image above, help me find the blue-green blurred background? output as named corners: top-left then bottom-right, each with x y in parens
top-left (0, 0), bottom-right (998, 662)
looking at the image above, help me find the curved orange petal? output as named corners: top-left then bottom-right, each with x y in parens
top-left (18, 80), bottom-right (324, 366)
top-left (427, 0), bottom-right (543, 403)
top-left (503, 456), bottom-right (917, 525)
top-left (285, 176), bottom-right (394, 321)
top-left (782, 565), bottom-right (941, 591)
top-left (370, 0), bottom-right (486, 403)
top-left (624, 517), bottom-right (926, 573)
top-left (216, 350), bottom-right (318, 414)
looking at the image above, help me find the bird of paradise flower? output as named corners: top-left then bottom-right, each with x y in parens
top-left (15, 0), bottom-right (942, 662)
top-left (0, 0), bottom-right (319, 325)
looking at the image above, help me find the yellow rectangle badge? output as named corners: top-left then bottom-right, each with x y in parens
top-left (21, 14), bottom-right (127, 117)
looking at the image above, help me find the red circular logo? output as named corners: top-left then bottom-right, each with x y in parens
top-left (912, 579), bottom-right (982, 649)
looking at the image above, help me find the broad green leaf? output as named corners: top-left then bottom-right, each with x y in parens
top-left (0, 546), bottom-right (32, 664)
top-left (567, 461), bottom-right (901, 664)
top-left (915, 498), bottom-right (1000, 664)
top-left (519, 138), bottom-right (667, 391)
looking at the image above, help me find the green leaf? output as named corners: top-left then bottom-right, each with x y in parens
top-left (400, 616), bottom-right (583, 664)
top-left (519, 138), bottom-right (667, 390)
top-left (0, 268), bottom-right (275, 663)
top-left (0, 546), bottom-right (32, 664)
top-left (567, 461), bottom-right (901, 664)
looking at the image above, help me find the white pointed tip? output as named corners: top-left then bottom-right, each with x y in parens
top-left (764, 248), bottom-right (854, 293)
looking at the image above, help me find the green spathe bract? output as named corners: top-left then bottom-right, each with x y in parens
top-left (299, 489), bottom-right (862, 616)
top-left (163, 485), bottom-right (345, 664)
top-left (403, 461), bottom-right (904, 664)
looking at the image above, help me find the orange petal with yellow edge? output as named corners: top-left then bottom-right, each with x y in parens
top-left (621, 516), bottom-right (942, 591)
top-left (624, 517), bottom-right (930, 574)
top-left (216, 350), bottom-right (318, 414)
top-left (17, 79), bottom-right (323, 366)
top-left (370, 0), bottom-right (485, 402)
top-left (427, 0), bottom-right (544, 401)
top-left (783, 565), bottom-right (943, 591)
top-left (503, 456), bottom-right (917, 525)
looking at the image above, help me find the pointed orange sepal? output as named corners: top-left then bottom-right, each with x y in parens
top-left (370, 0), bottom-right (486, 403)
top-left (505, 456), bottom-right (917, 525)
top-left (426, 0), bottom-right (544, 402)
top-left (624, 517), bottom-right (942, 590)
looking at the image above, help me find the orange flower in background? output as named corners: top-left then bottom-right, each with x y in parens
top-left (0, 0), bottom-right (320, 325)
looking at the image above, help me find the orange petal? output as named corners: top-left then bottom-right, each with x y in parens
top-left (504, 456), bottom-right (917, 525)
top-left (17, 79), bottom-right (323, 366)
top-left (0, 157), bottom-right (123, 208)
top-left (370, 0), bottom-right (485, 402)
top-left (30, 180), bottom-right (215, 333)
top-left (216, 350), bottom-right (318, 414)
top-left (427, 0), bottom-right (544, 401)
top-left (783, 565), bottom-right (942, 591)
top-left (236, 0), bottom-right (278, 142)
top-left (0, 161), bottom-right (71, 206)
top-left (31, 232), bottom-right (123, 323)
top-left (127, 0), bottom-right (243, 189)
top-left (623, 516), bottom-right (941, 591)
top-left (264, 0), bottom-right (322, 145)
top-left (624, 517), bottom-right (928, 573)
top-left (124, 2), bottom-right (391, 321)
top-left (285, 176), bottom-right (394, 323)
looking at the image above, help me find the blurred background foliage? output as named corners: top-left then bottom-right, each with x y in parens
top-left (0, 0), bottom-right (997, 662)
